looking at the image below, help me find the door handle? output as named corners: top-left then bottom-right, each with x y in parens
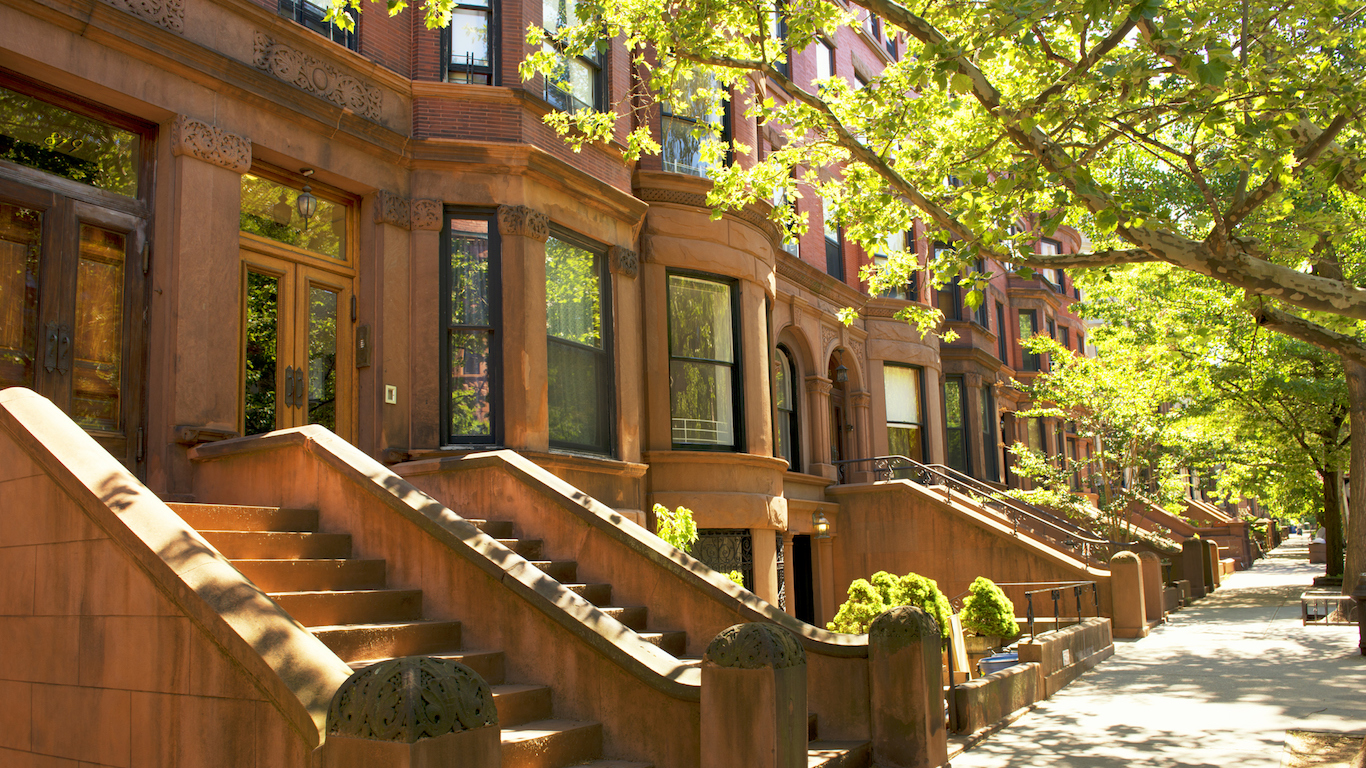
top-left (44, 322), bottom-right (58, 372)
top-left (57, 325), bottom-right (72, 376)
top-left (295, 366), bottom-right (306, 408)
top-left (284, 366), bottom-right (295, 408)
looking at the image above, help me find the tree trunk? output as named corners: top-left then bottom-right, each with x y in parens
top-left (1343, 359), bottom-right (1366, 594)
top-left (1323, 468), bottom-right (1347, 578)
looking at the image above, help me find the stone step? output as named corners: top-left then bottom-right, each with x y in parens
top-left (469, 519), bottom-right (515, 538)
top-left (311, 620), bottom-right (461, 662)
top-left (201, 530), bottom-right (351, 559)
top-left (637, 630), bottom-right (686, 656)
top-left (270, 589), bottom-right (423, 627)
top-left (232, 558), bottom-right (387, 592)
top-left (807, 740), bottom-right (871, 768)
top-left (530, 560), bottom-right (578, 582)
top-left (600, 606), bottom-right (648, 631)
top-left (501, 720), bottom-right (603, 768)
top-left (564, 583), bottom-right (613, 606)
top-left (492, 683), bottom-right (553, 728)
top-left (497, 538), bottom-right (544, 559)
top-left (167, 503), bottom-right (319, 532)
top-left (346, 649), bottom-right (506, 685)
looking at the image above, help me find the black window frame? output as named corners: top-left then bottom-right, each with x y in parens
top-left (971, 258), bottom-right (990, 327)
top-left (442, 0), bottom-right (499, 85)
top-left (884, 362), bottom-right (928, 462)
top-left (770, 2), bottom-right (791, 79)
top-left (1019, 309), bottom-right (1040, 372)
top-left (661, 77), bottom-right (733, 178)
top-left (440, 208), bottom-right (502, 446)
top-left (541, 0), bottom-right (606, 113)
top-left (933, 243), bottom-right (961, 321)
top-left (278, 0), bottom-right (357, 51)
top-left (545, 226), bottom-right (615, 456)
top-left (666, 270), bottom-right (744, 452)
top-left (995, 301), bottom-right (1007, 360)
top-left (823, 198), bottom-right (844, 281)
top-left (943, 375), bottom-right (970, 476)
top-left (981, 386), bottom-right (1000, 482)
top-left (775, 344), bottom-right (801, 471)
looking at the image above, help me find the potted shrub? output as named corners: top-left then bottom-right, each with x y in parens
top-left (827, 570), bottom-right (953, 644)
top-left (959, 577), bottom-right (1021, 654)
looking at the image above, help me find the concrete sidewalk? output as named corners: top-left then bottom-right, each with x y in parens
top-left (950, 535), bottom-right (1366, 767)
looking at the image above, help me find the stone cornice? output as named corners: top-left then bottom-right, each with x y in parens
top-left (170, 115), bottom-right (251, 173)
top-left (100, 0), bottom-right (183, 32)
top-left (776, 252), bottom-right (868, 310)
top-left (633, 170), bottom-right (781, 245)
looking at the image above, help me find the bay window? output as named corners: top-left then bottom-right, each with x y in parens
top-left (279, 0), bottom-right (356, 50)
top-left (445, 0), bottom-right (496, 84)
top-left (662, 69), bottom-right (729, 178)
top-left (944, 375), bottom-right (968, 475)
top-left (668, 273), bottom-right (741, 450)
top-left (542, 0), bottom-right (603, 112)
top-left (775, 345), bottom-right (800, 470)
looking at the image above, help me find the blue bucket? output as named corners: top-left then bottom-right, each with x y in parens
top-left (978, 652), bottom-right (1019, 676)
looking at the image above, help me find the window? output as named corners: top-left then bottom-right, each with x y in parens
top-left (546, 233), bottom-right (612, 454)
top-left (934, 244), bottom-right (960, 321)
top-left (443, 212), bottom-right (499, 444)
top-left (769, 4), bottom-right (790, 78)
top-left (240, 172), bottom-right (348, 262)
top-left (862, 12), bottom-right (880, 40)
top-left (816, 39), bottom-right (835, 84)
top-left (995, 302), bottom-right (1007, 360)
top-left (445, 0), bottom-right (496, 84)
top-left (542, 0), bottom-right (603, 112)
top-left (884, 364), bottom-right (925, 461)
top-left (972, 258), bottom-right (990, 327)
top-left (1076, 332), bottom-right (1085, 351)
top-left (772, 186), bottom-right (799, 256)
top-left (823, 196), bottom-right (843, 281)
top-left (873, 230), bottom-right (912, 300)
top-left (668, 273), bottom-right (741, 450)
top-left (279, 0), bottom-right (357, 50)
top-left (981, 387), bottom-right (1000, 482)
top-left (886, 31), bottom-right (898, 59)
top-left (1025, 417), bottom-right (1044, 453)
top-left (1054, 422), bottom-right (1065, 467)
top-left (775, 345), bottom-right (800, 470)
top-left (662, 69), bottom-right (729, 177)
top-left (1019, 309), bottom-right (1040, 371)
top-left (944, 376), bottom-right (968, 475)
top-left (1037, 238), bottom-right (1062, 288)
top-left (1060, 326), bottom-right (1071, 351)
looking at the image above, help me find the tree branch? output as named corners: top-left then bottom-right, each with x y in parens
top-left (1249, 302), bottom-right (1366, 366)
top-left (1224, 113), bottom-right (1352, 229)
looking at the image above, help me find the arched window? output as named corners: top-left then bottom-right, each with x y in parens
top-left (775, 346), bottom-right (800, 471)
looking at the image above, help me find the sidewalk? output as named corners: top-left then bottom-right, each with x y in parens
top-left (950, 535), bottom-right (1366, 767)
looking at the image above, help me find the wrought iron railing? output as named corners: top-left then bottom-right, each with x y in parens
top-left (1017, 581), bottom-right (1100, 640)
top-left (832, 455), bottom-right (1132, 566)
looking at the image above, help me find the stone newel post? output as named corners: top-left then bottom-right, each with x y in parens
top-left (323, 657), bottom-right (501, 768)
top-left (1136, 551), bottom-right (1164, 624)
top-left (1109, 551), bottom-right (1149, 639)
top-left (1205, 539), bottom-right (1222, 588)
top-left (1182, 539), bottom-right (1208, 599)
top-left (868, 606), bottom-right (948, 768)
top-left (701, 623), bottom-right (808, 768)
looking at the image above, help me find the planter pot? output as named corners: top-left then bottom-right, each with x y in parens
top-left (964, 635), bottom-right (1003, 654)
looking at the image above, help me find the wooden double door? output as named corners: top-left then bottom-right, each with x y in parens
top-left (239, 243), bottom-right (354, 440)
top-left (0, 176), bottom-right (149, 468)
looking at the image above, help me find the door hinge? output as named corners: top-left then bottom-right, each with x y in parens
top-left (351, 295), bottom-right (358, 323)
top-left (141, 240), bottom-right (150, 275)
top-left (135, 427), bottom-right (145, 463)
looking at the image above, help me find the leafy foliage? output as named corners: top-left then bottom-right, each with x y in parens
top-left (827, 570), bottom-right (951, 643)
top-left (653, 503), bottom-right (698, 553)
top-left (959, 577), bottom-right (1020, 639)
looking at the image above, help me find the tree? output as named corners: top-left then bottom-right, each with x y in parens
top-left (342, 0), bottom-right (1366, 588)
top-left (514, 0), bottom-right (1366, 592)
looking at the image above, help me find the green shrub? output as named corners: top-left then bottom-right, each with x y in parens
top-left (959, 577), bottom-right (1020, 639)
top-left (725, 570), bottom-right (746, 588)
top-left (826, 570), bottom-right (952, 643)
top-left (653, 503), bottom-right (698, 553)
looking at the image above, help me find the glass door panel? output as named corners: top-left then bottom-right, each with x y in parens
top-left (306, 284), bottom-right (338, 430)
top-left (244, 268), bottom-right (285, 436)
top-left (0, 202), bottom-right (42, 390)
top-left (71, 224), bottom-right (125, 432)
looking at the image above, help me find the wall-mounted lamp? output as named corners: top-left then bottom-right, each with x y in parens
top-left (297, 169), bottom-right (319, 228)
top-left (812, 510), bottom-right (831, 539)
top-left (834, 349), bottom-right (849, 384)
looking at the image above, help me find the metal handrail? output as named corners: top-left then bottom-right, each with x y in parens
top-left (1021, 581), bottom-right (1100, 640)
top-left (833, 455), bottom-right (1131, 565)
top-left (924, 462), bottom-right (1098, 538)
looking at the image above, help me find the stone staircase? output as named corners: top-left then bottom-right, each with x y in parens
top-left (167, 501), bottom-right (654, 768)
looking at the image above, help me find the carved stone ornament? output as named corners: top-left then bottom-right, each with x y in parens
top-left (704, 623), bottom-right (806, 670)
top-left (327, 657), bottom-right (497, 742)
top-left (868, 606), bottom-right (941, 656)
top-left (411, 199), bottom-right (443, 231)
top-left (821, 327), bottom-right (839, 357)
top-left (609, 245), bottom-right (639, 279)
top-left (169, 116), bottom-right (251, 174)
top-left (374, 191), bottom-right (411, 229)
top-left (253, 32), bottom-right (383, 121)
top-left (101, 0), bottom-right (184, 32)
top-left (496, 205), bottom-right (550, 242)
